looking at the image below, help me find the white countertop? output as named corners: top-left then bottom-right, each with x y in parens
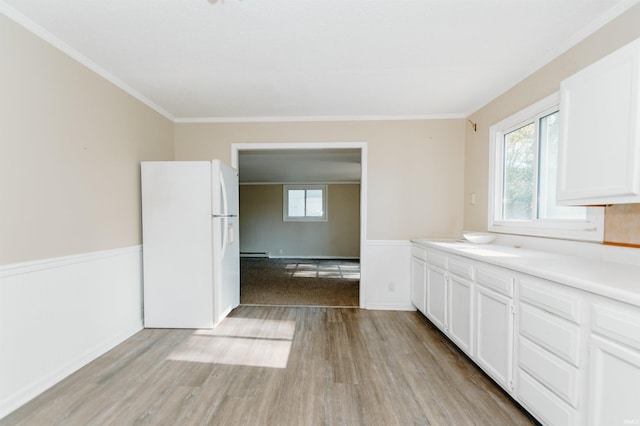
top-left (412, 238), bottom-right (640, 308)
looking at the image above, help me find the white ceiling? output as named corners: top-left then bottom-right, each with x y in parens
top-left (2, 0), bottom-right (637, 122)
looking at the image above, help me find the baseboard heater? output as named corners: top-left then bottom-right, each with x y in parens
top-left (240, 252), bottom-right (270, 258)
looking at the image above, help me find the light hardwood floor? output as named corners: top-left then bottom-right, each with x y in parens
top-left (1, 306), bottom-right (537, 425)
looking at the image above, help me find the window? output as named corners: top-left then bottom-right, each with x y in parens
top-left (283, 185), bottom-right (327, 222)
top-left (489, 93), bottom-right (603, 242)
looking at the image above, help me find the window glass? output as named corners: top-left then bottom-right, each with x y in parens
top-left (503, 122), bottom-right (535, 221)
top-left (287, 190), bottom-right (306, 217)
top-left (537, 111), bottom-right (585, 220)
top-left (488, 92), bottom-right (603, 241)
top-left (305, 189), bottom-right (324, 217)
top-left (283, 185), bottom-right (327, 222)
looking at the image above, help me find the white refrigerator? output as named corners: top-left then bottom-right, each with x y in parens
top-left (141, 160), bottom-right (240, 328)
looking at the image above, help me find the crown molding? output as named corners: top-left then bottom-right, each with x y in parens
top-left (1, 2), bottom-right (175, 122)
top-left (174, 113), bottom-right (465, 124)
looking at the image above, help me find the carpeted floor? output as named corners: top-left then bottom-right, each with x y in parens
top-left (240, 258), bottom-right (360, 307)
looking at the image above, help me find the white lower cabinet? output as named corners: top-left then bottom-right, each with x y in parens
top-left (517, 333), bottom-right (582, 425)
top-left (411, 243), bottom-right (640, 426)
top-left (519, 337), bottom-right (579, 407)
top-left (587, 302), bottom-right (640, 426)
top-left (588, 336), bottom-right (640, 426)
top-left (518, 369), bottom-right (578, 426)
top-left (475, 284), bottom-right (514, 390)
top-left (426, 264), bottom-right (447, 332)
top-left (418, 250), bottom-right (474, 356)
top-left (519, 304), bottom-right (581, 366)
top-left (516, 276), bottom-right (584, 426)
top-left (448, 273), bottom-right (473, 356)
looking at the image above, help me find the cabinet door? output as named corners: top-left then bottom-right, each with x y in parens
top-left (426, 265), bottom-right (447, 332)
top-left (558, 38), bottom-right (640, 205)
top-left (410, 256), bottom-right (426, 314)
top-left (588, 335), bottom-right (640, 426)
top-left (476, 285), bottom-right (514, 391)
top-left (448, 274), bottom-right (473, 356)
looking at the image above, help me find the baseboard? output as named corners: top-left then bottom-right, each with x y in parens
top-left (0, 246), bottom-right (144, 420)
top-left (366, 303), bottom-right (417, 311)
top-left (240, 252), bottom-right (269, 258)
top-left (267, 255), bottom-right (360, 260)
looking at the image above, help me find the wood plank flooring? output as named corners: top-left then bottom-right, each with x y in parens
top-left (1, 306), bottom-right (537, 425)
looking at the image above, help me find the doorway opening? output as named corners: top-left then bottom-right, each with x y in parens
top-left (239, 257), bottom-right (360, 307)
top-left (231, 142), bottom-right (367, 308)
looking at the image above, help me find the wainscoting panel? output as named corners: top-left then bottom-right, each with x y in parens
top-left (0, 246), bottom-right (144, 419)
top-left (362, 240), bottom-right (413, 310)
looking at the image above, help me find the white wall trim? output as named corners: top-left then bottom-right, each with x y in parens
top-left (0, 2), bottom-right (175, 122)
top-left (359, 145), bottom-right (368, 309)
top-left (0, 245), bottom-right (142, 277)
top-left (363, 240), bottom-right (413, 310)
top-left (0, 246), bottom-right (144, 419)
top-left (366, 240), bottom-right (413, 246)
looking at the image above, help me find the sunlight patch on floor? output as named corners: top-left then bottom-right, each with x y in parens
top-left (194, 317), bottom-right (296, 340)
top-left (167, 318), bottom-right (296, 368)
top-left (285, 261), bottom-right (361, 280)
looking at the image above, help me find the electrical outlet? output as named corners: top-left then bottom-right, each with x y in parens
top-left (388, 282), bottom-right (395, 292)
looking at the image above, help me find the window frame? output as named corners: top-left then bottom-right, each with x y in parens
top-left (282, 184), bottom-right (328, 222)
top-left (488, 93), bottom-right (604, 242)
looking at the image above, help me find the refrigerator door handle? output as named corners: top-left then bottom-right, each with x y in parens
top-left (221, 216), bottom-right (228, 251)
top-left (219, 170), bottom-right (229, 217)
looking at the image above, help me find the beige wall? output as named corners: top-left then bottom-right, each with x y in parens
top-left (240, 184), bottom-right (360, 257)
top-left (464, 4), bottom-right (640, 233)
top-left (175, 119), bottom-right (466, 240)
top-left (0, 15), bottom-right (174, 264)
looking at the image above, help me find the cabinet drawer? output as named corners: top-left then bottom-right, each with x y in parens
top-left (519, 337), bottom-right (579, 407)
top-left (448, 256), bottom-right (474, 280)
top-left (411, 245), bottom-right (427, 261)
top-left (520, 276), bottom-right (582, 324)
top-left (518, 369), bottom-right (578, 426)
top-left (520, 304), bottom-right (581, 367)
top-left (475, 265), bottom-right (513, 297)
top-left (592, 303), bottom-right (640, 350)
top-left (427, 250), bottom-right (447, 269)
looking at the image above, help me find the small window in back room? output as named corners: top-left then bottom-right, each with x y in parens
top-left (283, 185), bottom-right (327, 222)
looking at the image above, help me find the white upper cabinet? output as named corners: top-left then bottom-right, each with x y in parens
top-left (557, 37), bottom-right (640, 205)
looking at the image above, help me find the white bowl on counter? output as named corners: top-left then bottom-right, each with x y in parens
top-left (463, 232), bottom-right (496, 244)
